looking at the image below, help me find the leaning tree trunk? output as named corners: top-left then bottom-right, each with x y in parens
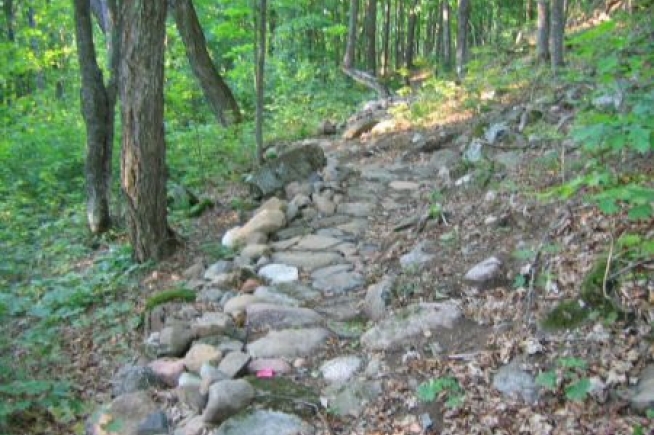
top-left (73, 0), bottom-right (115, 234)
top-left (550, 0), bottom-right (565, 73)
top-left (455, 0), bottom-right (470, 80)
top-left (172, 0), bottom-right (241, 126)
top-left (537, 0), bottom-right (550, 63)
top-left (119, 0), bottom-right (176, 262)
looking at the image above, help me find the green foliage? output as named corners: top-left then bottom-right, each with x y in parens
top-left (542, 300), bottom-right (589, 330)
top-left (417, 376), bottom-right (465, 409)
top-left (536, 357), bottom-right (591, 402)
top-left (144, 288), bottom-right (197, 312)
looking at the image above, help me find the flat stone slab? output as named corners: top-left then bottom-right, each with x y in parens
top-left (360, 302), bottom-right (462, 351)
top-left (313, 271), bottom-right (365, 294)
top-left (311, 264), bottom-right (354, 281)
top-left (247, 328), bottom-right (332, 358)
top-left (320, 356), bottom-right (362, 384)
top-left (254, 283), bottom-right (321, 304)
top-left (311, 215), bottom-right (351, 229)
top-left (258, 263), bottom-right (299, 284)
top-left (294, 234), bottom-right (343, 251)
top-left (271, 251), bottom-right (345, 271)
top-left (246, 303), bottom-right (323, 330)
top-left (389, 180), bottom-right (421, 191)
top-left (337, 202), bottom-right (375, 217)
top-left (215, 410), bottom-right (315, 435)
top-left (337, 219), bottom-right (368, 236)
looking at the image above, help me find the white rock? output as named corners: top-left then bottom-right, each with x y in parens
top-left (258, 263), bottom-right (299, 284)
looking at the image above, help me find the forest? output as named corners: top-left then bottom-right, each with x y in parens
top-left (0, 0), bottom-right (653, 434)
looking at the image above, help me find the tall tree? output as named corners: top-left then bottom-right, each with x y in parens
top-left (441, 0), bottom-right (452, 70)
top-left (73, 0), bottom-right (119, 235)
top-left (550, 0), bottom-right (565, 72)
top-left (456, 0), bottom-right (471, 80)
top-left (343, 0), bottom-right (359, 68)
top-left (405, 0), bottom-right (419, 69)
top-left (380, 0), bottom-right (391, 76)
top-left (364, 0), bottom-right (377, 73)
top-left (119, 0), bottom-right (176, 262)
top-left (171, 0), bottom-right (242, 126)
top-left (255, 0), bottom-right (266, 164)
top-left (536, 0), bottom-right (550, 63)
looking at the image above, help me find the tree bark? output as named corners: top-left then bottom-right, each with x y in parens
top-left (455, 0), bottom-right (470, 80)
top-left (405, 0), bottom-right (419, 69)
top-left (537, 0), bottom-right (550, 63)
top-left (255, 0), bottom-right (266, 164)
top-left (73, 0), bottom-right (117, 235)
top-left (343, 0), bottom-right (359, 68)
top-left (441, 0), bottom-right (452, 70)
top-left (3, 0), bottom-right (14, 41)
top-left (119, 0), bottom-right (176, 262)
top-left (364, 0), bottom-right (377, 73)
top-left (381, 0), bottom-right (391, 76)
top-left (550, 0), bottom-right (565, 73)
top-left (172, 0), bottom-right (242, 126)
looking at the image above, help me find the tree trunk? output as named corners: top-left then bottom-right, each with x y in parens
top-left (405, 0), bottom-right (419, 69)
top-left (455, 0), bottom-right (470, 80)
top-left (172, 0), bottom-right (242, 126)
top-left (3, 0), bottom-right (14, 41)
top-left (550, 0), bottom-right (565, 73)
top-left (537, 0), bottom-right (550, 63)
top-left (395, 0), bottom-right (404, 69)
top-left (441, 0), bottom-right (452, 70)
top-left (119, 0), bottom-right (176, 262)
top-left (255, 0), bottom-right (266, 164)
top-left (381, 0), bottom-right (391, 76)
top-left (73, 0), bottom-right (118, 235)
top-left (364, 0), bottom-right (377, 73)
top-left (343, 0), bottom-right (359, 68)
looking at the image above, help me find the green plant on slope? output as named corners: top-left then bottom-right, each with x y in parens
top-left (536, 357), bottom-right (591, 402)
top-left (417, 376), bottom-right (465, 409)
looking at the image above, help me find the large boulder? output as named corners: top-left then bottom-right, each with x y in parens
top-left (246, 144), bottom-right (327, 198)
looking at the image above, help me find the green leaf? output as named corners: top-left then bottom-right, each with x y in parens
top-left (536, 371), bottom-right (558, 390)
top-left (558, 357), bottom-right (588, 370)
top-left (564, 378), bottom-right (591, 402)
top-left (597, 198), bottom-right (620, 214)
top-left (628, 203), bottom-right (653, 221)
top-left (628, 126), bottom-right (653, 154)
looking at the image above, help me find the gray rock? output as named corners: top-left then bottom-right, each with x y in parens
top-left (202, 379), bottom-right (255, 424)
top-left (361, 302), bottom-right (461, 351)
top-left (464, 138), bottom-right (485, 162)
top-left (285, 181), bottom-right (313, 200)
top-left (217, 351), bottom-right (251, 378)
top-left (270, 236), bottom-right (301, 251)
top-left (247, 358), bottom-right (293, 375)
top-left (400, 241), bottom-right (435, 270)
top-left (204, 261), bottom-right (234, 280)
top-left (312, 271), bottom-right (365, 294)
top-left (337, 218), bottom-right (368, 236)
top-left (137, 411), bottom-right (168, 435)
top-left (362, 276), bottom-right (395, 321)
top-left (86, 391), bottom-right (158, 435)
top-left (178, 373), bottom-right (207, 413)
top-left (223, 294), bottom-right (265, 315)
top-left (173, 415), bottom-right (206, 435)
top-left (336, 202), bottom-right (375, 217)
top-left (313, 194), bottom-right (337, 215)
top-left (112, 365), bottom-right (167, 397)
top-left (311, 264), bottom-right (353, 281)
top-left (184, 343), bottom-right (222, 373)
top-left (148, 358), bottom-right (185, 387)
top-left (494, 151), bottom-right (522, 170)
top-left (158, 325), bottom-right (195, 357)
top-left (258, 263), bottom-right (299, 284)
top-left (247, 328), bottom-right (332, 358)
top-left (343, 116), bottom-right (381, 140)
top-left (246, 303), bottom-right (323, 330)
top-left (290, 193), bottom-right (312, 209)
top-left (428, 149), bottom-right (459, 169)
top-left (271, 251), bottom-right (344, 271)
top-left (197, 288), bottom-right (225, 303)
top-left (629, 363), bottom-right (654, 413)
top-left (255, 282), bottom-right (321, 304)
top-left (274, 225), bottom-right (311, 241)
top-left (240, 244), bottom-right (270, 260)
top-left (312, 214), bottom-right (351, 229)
top-left (464, 256), bottom-right (504, 289)
top-left (322, 380), bottom-right (382, 417)
top-left (485, 122), bottom-right (509, 144)
top-left (320, 356), bottom-right (362, 384)
top-left (285, 201), bottom-right (300, 222)
top-left (389, 180), bottom-right (420, 191)
top-left (200, 363), bottom-right (229, 392)
top-left (492, 361), bottom-right (540, 404)
top-left (295, 234), bottom-right (342, 251)
top-left (191, 312), bottom-right (235, 338)
top-left (214, 410), bottom-right (315, 435)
